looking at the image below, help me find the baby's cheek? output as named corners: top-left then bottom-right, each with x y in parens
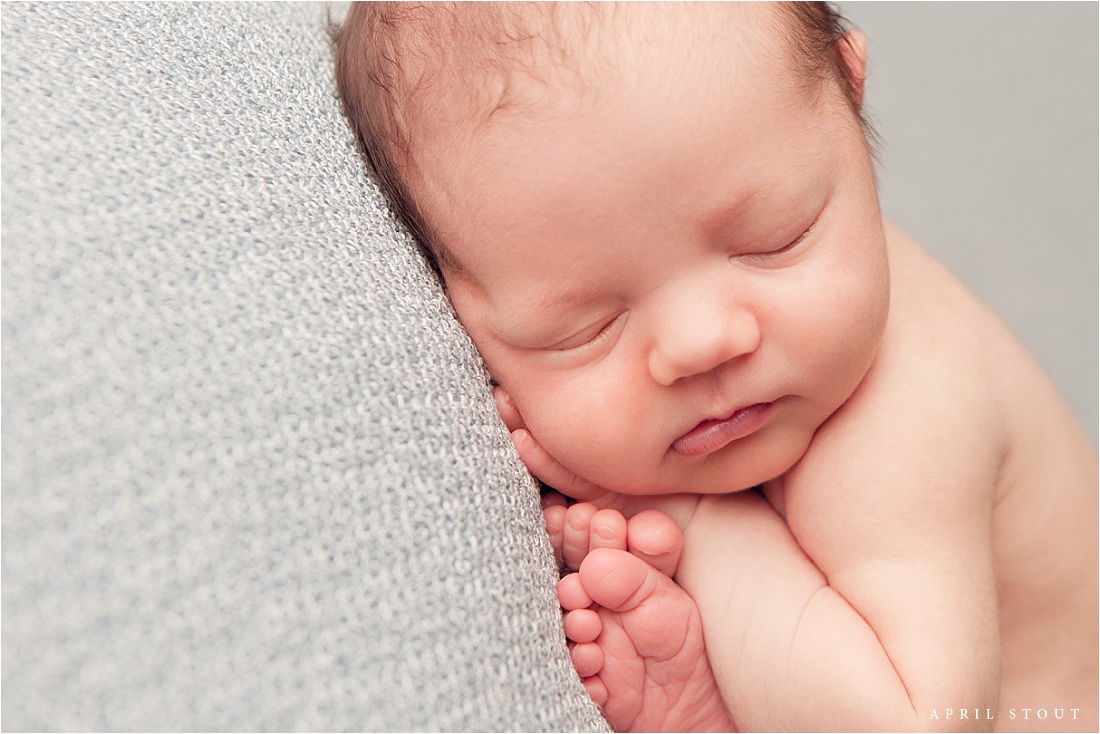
top-left (836, 261), bottom-right (889, 364)
top-left (527, 382), bottom-right (639, 478)
top-left (531, 390), bottom-right (608, 451)
top-left (806, 263), bottom-right (887, 399)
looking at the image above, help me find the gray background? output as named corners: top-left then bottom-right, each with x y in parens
top-left (840, 2), bottom-right (1098, 446)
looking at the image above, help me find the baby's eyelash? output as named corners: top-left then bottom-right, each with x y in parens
top-left (770, 221), bottom-right (816, 255)
top-left (736, 219), bottom-right (817, 262)
top-left (551, 313), bottom-right (623, 352)
top-left (583, 318), bottom-right (618, 347)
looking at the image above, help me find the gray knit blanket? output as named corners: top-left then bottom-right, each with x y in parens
top-left (1, 3), bottom-right (608, 730)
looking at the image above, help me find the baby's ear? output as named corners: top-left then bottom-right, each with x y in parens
top-left (839, 30), bottom-right (868, 110)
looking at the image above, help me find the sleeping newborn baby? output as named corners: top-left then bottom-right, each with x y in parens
top-left (333, 3), bottom-right (1098, 730)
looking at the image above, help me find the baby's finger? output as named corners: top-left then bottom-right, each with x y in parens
top-left (626, 509), bottom-right (684, 577)
top-left (510, 429), bottom-right (606, 502)
top-left (589, 508), bottom-right (628, 553)
top-left (562, 503), bottom-right (598, 571)
top-left (493, 386), bottom-right (525, 432)
top-left (556, 572), bottom-right (594, 611)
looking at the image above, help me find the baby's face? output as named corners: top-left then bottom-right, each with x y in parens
top-left (415, 10), bottom-right (889, 494)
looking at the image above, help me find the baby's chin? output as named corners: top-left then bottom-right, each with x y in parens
top-left (592, 435), bottom-right (809, 497)
top-left (590, 463), bottom-right (786, 498)
top-left (610, 479), bottom-right (767, 497)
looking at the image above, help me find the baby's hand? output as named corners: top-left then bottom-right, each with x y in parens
top-left (494, 387), bottom-right (609, 503)
top-left (493, 386), bottom-right (695, 573)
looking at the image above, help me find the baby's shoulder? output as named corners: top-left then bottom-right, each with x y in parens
top-left (780, 227), bottom-right (1012, 536)
top-left (877, 226), bottom-right (1098, 514)
top-left (869, 224), bottom-right (1080, 476)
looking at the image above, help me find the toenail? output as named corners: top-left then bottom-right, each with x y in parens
top-left (594, 524), bottom-right (616, 541)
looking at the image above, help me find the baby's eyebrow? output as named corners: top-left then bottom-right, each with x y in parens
top-left (530, 285), bottom-right (607, 312)
top-left (697, 190), bottom-right (759, 241)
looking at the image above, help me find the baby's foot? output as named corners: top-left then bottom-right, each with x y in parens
top-left (541, 498), bottom-right (683, 577)
top-left (557, 546), bottom-right (737, 730)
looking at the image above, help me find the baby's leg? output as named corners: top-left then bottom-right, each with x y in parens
top-left (548, 504), bottom-right (736, 732)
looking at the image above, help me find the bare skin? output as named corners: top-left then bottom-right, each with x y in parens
top-left (352, 3), bottom-right (1097, 730)
top-left (542, 500), bottom-right (735, 732)
top-left (505, 226), bottom-right (1098, 732)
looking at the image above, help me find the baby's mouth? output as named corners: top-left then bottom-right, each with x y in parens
top-left (672, 402), bottom-right (774, 456)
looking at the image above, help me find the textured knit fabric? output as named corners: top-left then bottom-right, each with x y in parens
top-left (1, 3), bottom-right (609, 730)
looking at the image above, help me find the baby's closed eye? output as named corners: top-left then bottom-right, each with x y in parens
top-left (544, 312), bottom-right (628, 352)
top-left (728, 196), bottom-right (829, 264)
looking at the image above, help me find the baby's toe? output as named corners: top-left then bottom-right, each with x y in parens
top-left (562, 502), bottom-right (599, 570)
top-left (625, 509), bottom-right (684, 577)
top-left (589, 508), bottom-right (628, 553)
top-left (563, 608), bottom-right (602, 643)
top-left (542, 504), bottom-right (567, 562)
top-left (578, 548), bottom-right (658, 613)
top-left (570, 642), bottom-right (604, 679)
top-left (582, 675), bottom-right (609, 707)
top-left (581, 548), bottom-right (696, 663)
top-left (556, 572), bottom-right (594, 611)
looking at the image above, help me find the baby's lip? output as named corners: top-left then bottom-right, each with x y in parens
top-left (672, 402), bottom-right (774, 456)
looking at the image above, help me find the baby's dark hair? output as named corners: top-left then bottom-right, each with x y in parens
top-left (332, 2), bottom-right (868, 273)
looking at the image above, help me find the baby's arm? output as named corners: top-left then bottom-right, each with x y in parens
top-left (679, 378), bottom-right (1002, 731)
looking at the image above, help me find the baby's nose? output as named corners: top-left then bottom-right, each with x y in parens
top-left (647, 301), bottom-right (760, 386)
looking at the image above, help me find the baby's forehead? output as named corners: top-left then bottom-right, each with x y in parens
top-left (395, 3), bottom-right (790, 125)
